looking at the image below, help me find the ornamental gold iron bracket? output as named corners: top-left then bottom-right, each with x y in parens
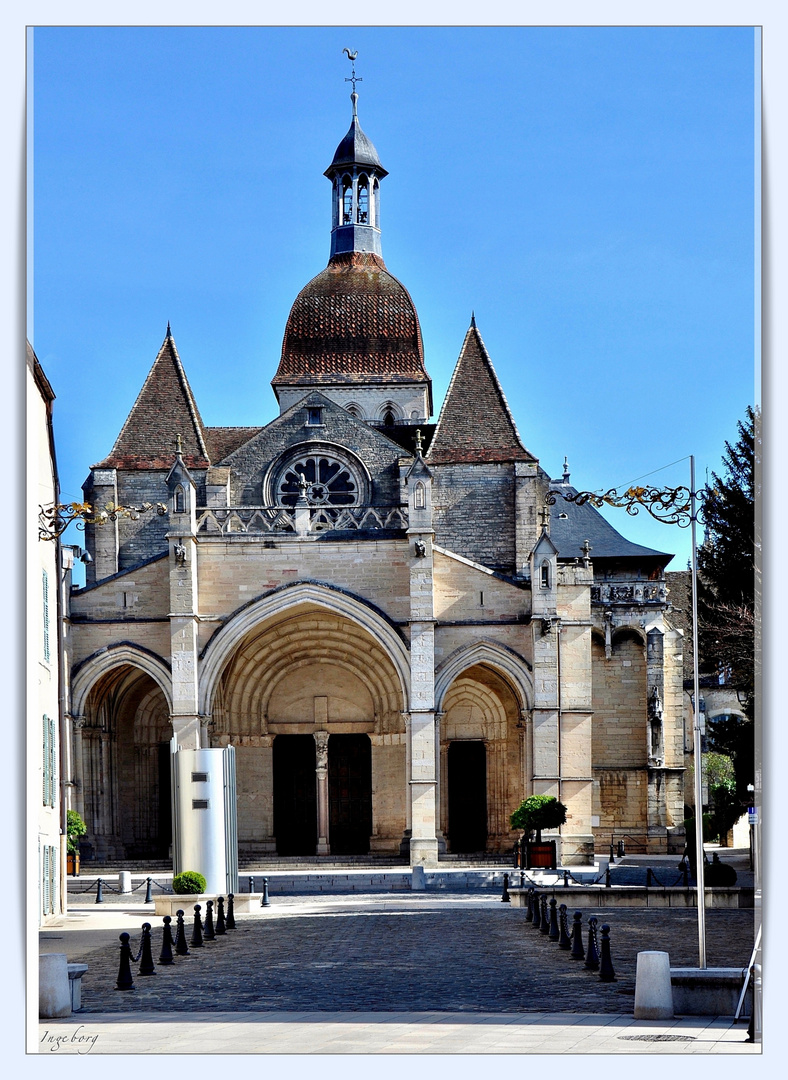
top-left (545, 484), bottom-right (708, 529)
top-left (39, 500), bottom-right (168, 541)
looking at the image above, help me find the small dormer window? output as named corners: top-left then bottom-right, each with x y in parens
top-left (306, 406), bottom-right (324, 427)
top-left (174, 486), bottom-right (185, 514)
top-left (414, 482), bottom-right (426, 509)
top-left (540, 560), bottom-right (550, 589)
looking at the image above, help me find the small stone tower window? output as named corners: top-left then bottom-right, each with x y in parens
top-left (306, 406), bottom-right (324, 426)
top-left (357, 176), bottom-right (369, 223)
top-left (174, 485), bottom-right (185, 514)
top-left (540, 560), bottom-right (550, 589)
top-left (414, 482), bottom-right (426, 509)
top-left (342, 176), bottom-right (353, 224)
top-left (383, 409), bottom-right (395, 427)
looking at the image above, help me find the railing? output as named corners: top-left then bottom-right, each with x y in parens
top-left (591, 583), bottom-right (667, 605)
top-left (196, 505), bottom-right (409, 536)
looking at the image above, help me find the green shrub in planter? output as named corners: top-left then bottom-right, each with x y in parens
top-left (66, 810), bottom-right (87, 855)
top-left (172, 871), bottom-right (207, 894)
top-left (509, 795), bottom-right (567, 842)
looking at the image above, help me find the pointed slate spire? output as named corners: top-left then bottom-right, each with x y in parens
top-left (426, 320), bottom-right (536, 465)
top-left (94, 332), bottom-right (211, 470)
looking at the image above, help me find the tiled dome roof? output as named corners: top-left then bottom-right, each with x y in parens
top-left (273, 251), bottom-right (429, 386)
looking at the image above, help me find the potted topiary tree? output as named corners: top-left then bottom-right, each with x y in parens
top-left (66, 810), bottom-right (87, 876)
top-left (510, 795), bottom-right (567, 869)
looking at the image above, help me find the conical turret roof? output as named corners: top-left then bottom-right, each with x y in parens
top-left (94, 330), bottom-right (211, 470)
top-left (427, 320), bottom-right (536, 465)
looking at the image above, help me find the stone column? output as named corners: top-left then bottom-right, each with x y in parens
top-left (314, 731), bottom-right (330, 855)
top-left (72, 716), bottom-right (86, 818)
top-left (406, 455), bottom-right (438, 867)
top-left (167, 453), bottom-right (200, 750)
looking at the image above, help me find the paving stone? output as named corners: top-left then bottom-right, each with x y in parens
top-left (54, 894), bottom-right (756, 1017)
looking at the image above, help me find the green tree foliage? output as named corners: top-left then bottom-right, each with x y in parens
top-left (697, 406), bottom-right (758, 801)
top-left (66, 810), bottom-right (87, 855)
top-left (509, 795), bottom-right (567, 842)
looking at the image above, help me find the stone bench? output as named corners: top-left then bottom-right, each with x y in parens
top-left (670, 966), bottom-right (751, 1017)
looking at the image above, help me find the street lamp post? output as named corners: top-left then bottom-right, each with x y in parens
top-left (547, 455), bottom-right (714, 968)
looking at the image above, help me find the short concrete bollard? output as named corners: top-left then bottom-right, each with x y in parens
top-left (40, 954), bottom-right (71, 1018)
top-left (119, 871), bottom-right (132, 894)
top-left (411, 866), bottom-right (426, 891)
top-left (634, 951), bottom-right (674, 1019)
top-left (67, 963), bottom-right (88, 1011)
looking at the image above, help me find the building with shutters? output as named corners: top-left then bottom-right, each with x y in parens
top-left (29, 342), bottom-right (65, 922)
top-left (64, 88), bottom-right (686, 867)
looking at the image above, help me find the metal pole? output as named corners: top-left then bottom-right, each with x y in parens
top-left (690, 455), bottom-right (706, 968)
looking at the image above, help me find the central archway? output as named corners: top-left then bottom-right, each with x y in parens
top-left (203, 589), bottom-right (408, 858)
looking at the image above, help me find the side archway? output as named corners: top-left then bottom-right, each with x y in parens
top-left (71, 644), bottom-right (172, 719)
top-left (435, 640), bottom-right (533, 715)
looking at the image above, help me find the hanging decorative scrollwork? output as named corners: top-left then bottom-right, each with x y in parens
top-left (39, 500), bottom-right (167, 541)
top-left (546, 485), bottom-right (705, 528)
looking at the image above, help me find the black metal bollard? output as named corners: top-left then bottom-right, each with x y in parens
top-left (226, 893), bottom-right (236, 930)
top-left (248, 875), bottom-right (255, 895)
top-left (539, 895), bottom-right (550, 934)
top-left (501, 873), bottom-right (511, 903)
top-left (599, 924), bottom-right (616, 981)
top-left (204, 900), bottom-right (216, 940)
top-left (145, 877), bottom-right (153, 904)
top-left (609, 843), bottom-right (615, 861)
top-left (617, 840), bottom-right (625, 858)
top-left (513, 840), bottom-right (520, 869)
top-left (216, 896), bottom-right (227, 935)
top-left (519, 871), bottom-right (525, 889)
top-left (558, 903), bottom-right (571, 949)
top-left (138, 922), bottom-right (156, 976)
top-left (190, 904), bottom-right (204, 948)
top-left (548, 897), bottom-right (560, 941)
top-left (95, 877), bottom-right (104, 904)
top-left (570, 911), bottom-right (585, 960)
top-left (159, 915), bottom-right (175, 965)
top-left (605, 865), bottom-right (611, 888)
top-left (563, 870), bottom-right (569, 888)
top-left (525, 888), bottom-right (534, 921)
top-left (585, 916), bottom-right (600, 971)
top-left (174, 909), bottom-right (190, 956)
top-left (262, 878), bottom-right (271, 907)
top-left (116, 932), bottom-right (135, 991)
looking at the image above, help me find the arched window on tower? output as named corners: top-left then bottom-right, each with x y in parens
top-left (174, 486), bottom-right (185, 514)
top-left (414, 482), bottom-right (426, 509)
top-left (373, 179), bottom-right (380, 227)
top-left (342, 176), bottom-right (353, 224)
top-left (540, 560), bottom-right (550, 589)
top-left (357, 176), bottom-right (369, 224)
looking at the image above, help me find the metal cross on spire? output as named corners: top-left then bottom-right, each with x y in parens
top-left (343, 48), bottom-right (362, 94)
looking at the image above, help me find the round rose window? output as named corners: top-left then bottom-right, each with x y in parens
top-left (277, 453), bottom-right (359, 507)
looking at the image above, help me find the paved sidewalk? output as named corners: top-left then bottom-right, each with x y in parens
top-left (37, 1010), bottom-right (755, 1055)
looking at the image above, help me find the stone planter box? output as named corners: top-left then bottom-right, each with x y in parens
top-left (671, 967), bottom-right (751, 1017)
top-left (507, 886), bottom-right (751, 909)
top-left (154, 892), bottom-right (263, 917)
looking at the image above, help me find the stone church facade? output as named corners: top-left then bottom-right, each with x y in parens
top-left (65, 90), bottom-right (685, 867)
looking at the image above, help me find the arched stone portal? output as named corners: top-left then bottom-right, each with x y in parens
top-left (79, 665), bottom-right (172, 861)
top-left (207, 602), bottom-right (406, 857)
top-left (440, 663), bottom-right (523, 853)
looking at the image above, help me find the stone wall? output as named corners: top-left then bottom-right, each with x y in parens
top-left (430, 462), bottom-right (516, 573)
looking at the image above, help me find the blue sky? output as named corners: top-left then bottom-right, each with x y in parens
top-left (30, 25), bottom-right (758, 570)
